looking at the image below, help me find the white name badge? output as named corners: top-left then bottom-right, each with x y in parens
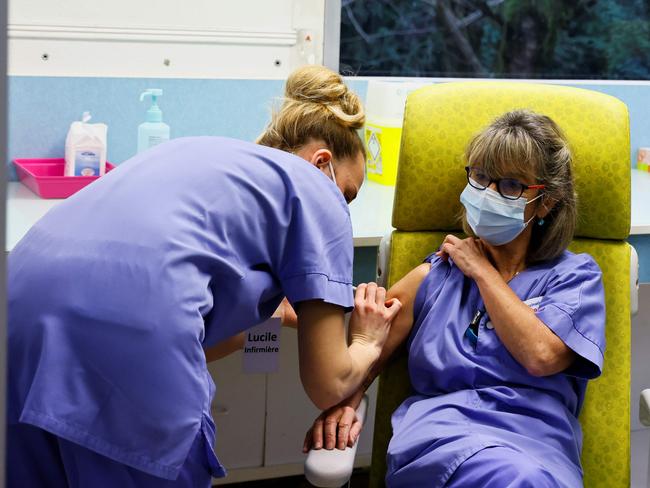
top-left (243, 318), bottom-right (281, 374)
top-left (523, 296), bottom-right (543, 312)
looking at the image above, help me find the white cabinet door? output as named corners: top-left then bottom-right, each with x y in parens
top-left (264, 327), bottom-right (377, 466)
top-left (207, 350), bottom-right (266, 469)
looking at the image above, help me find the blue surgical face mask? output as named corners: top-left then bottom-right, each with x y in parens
top-left (460, 182), bottom-right (542, 246)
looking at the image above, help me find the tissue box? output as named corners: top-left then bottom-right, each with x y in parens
top-left (14, 158), bottom-right (115, 199)
top-left (638, 148), bottom-right (650, 172)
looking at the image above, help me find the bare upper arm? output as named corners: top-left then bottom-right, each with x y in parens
top-left (387, 263), bottom-right (431, 319)
top-left (533, 324), bottom-right (578, 376)
top-left (383, 263), bottom-right (432, 348)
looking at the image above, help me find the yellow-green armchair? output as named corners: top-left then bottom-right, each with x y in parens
top-left (306, 81), bottom-right (633, 488)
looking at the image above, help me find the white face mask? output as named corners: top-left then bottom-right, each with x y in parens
top-left (328, 161), bottom-right (337, 186)
top-left (460, 182), bottom-right (543, 246)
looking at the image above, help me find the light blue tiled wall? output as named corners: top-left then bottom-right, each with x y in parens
top-left (7, 76), bottom-right (650, 281)
top-left (8, 77), bottom-right (650, 172)
top-left (8, 77), bottom-right (285, 179)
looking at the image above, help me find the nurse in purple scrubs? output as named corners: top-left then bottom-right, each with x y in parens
top-left (305, 110), bottom-right (605, 487)
top-left (7, 65), bottom-right (401, 487)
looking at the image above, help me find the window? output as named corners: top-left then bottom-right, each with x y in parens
top-left (339, 0), bottom-right (650, 80)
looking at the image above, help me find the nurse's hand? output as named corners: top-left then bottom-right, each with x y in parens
top-left (303, 389), bottom-right (365, 452)
top-left (436, 235), bottom-right (493, 280)
top-left (348, 283), bottom-right (402, 354)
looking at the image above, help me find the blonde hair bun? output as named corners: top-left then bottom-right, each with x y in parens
top-left (285, 65), bottom-right (365, 130)
top-left (257, 65), bottom-right (366, 160)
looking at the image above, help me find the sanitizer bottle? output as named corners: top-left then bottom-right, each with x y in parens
top-left (138, 89), bottom-right (170, 153)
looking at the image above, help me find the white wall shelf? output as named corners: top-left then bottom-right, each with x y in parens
top-left (6, 178), bottom-right (396, 251)
top-left (632, 169), bottom-right (650, 236)
top-left (8, 169), bottom-right (649, 252)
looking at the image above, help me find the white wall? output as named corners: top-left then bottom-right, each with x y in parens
top-left (8, 0), bottom-right (326, 78)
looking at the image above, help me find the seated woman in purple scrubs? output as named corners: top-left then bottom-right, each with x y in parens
top-left (7, 65), bottom-right (401, 488)
top-left (305, 110), bottom-right (606, 487)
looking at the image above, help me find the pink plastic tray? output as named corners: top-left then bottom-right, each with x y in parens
top-left (14, 158), bottom-right (116, 199)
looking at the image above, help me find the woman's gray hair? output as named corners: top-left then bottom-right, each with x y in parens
top-left (460, 109), bottom-right (577, 263)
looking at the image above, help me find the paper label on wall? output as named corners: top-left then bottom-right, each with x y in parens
top-left (368, 131), bottom-right (381, 161)
top-left (366, 128), bottom-right (383, 175)
top-left (242, 318), bottom-right (281, 374)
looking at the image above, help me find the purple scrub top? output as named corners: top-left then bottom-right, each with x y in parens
top-left (8, 137), bottom-right (354, 480)
top-left (386, 251), bottom-right (605, 487)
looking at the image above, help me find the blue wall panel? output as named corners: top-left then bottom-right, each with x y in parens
top-left (8, 76), bottom-right (650, 281)
top-left (8, 77), bottom-right (284, 178)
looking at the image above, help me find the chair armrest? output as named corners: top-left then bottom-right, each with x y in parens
top-left (304, 395), bottom-right (369, 488)
top-left (640, 389), bottom-right (650, 427)
top-left (376, 233), bottom-right (392, 287)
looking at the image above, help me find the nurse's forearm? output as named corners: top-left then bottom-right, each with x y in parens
top-left (297, 300), bottom-right (380, 410)
top-left (474, 267), bottom-right (575, 376)
top-left (204, 332), bottom-right (246, 362)
top-left (358, 323), bottom-right (409, 393)
top-left (356, 263), bottom-right (430, 392)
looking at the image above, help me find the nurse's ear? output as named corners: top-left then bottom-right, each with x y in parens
top-left (293, 141), bottom-right (333, 171)
top-left (310, 148), bottom-right (333, 171)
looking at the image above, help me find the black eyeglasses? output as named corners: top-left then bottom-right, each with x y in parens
top-left (465, 166), bottom-right (545, 201)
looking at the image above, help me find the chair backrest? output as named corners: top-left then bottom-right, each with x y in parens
top-left (369, 81), bottom-right (631, 488)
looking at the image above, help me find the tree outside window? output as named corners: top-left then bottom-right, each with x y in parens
top-left (339, 0), bottom-right (650, 80)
